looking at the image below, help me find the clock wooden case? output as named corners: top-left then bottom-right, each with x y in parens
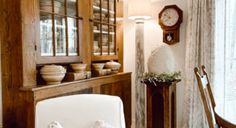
top-left (159, 5), bottom-right (183, 45)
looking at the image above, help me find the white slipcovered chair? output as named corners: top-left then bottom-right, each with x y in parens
top-left (35, 94), bottom-right (126, 128)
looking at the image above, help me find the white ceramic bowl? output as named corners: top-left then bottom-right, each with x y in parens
top-left (92, 63), bottom-right (105, 71)
top-left (104, 61), bottom-right (121, 71)
top-left (70, 63), bottom-right (87, 73)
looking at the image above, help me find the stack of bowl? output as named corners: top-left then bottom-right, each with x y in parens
top-left (92, 63), bottom-right (105, 71)
top-left (104, 60), bottom-right (121, 74)
top-left (40, 65), bottom-right (66, 85)
top-left (92, 63), bottom-right (112, 76)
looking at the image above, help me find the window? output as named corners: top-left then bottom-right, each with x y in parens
top-left (214, 0), bottom-right (236, 122)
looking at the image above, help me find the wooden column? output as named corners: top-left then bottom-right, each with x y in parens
top-left (144, 80), bottom-right (180, 128)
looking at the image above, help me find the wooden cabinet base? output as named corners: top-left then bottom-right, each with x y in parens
top-left (3, 73), bottom-right (132, 128)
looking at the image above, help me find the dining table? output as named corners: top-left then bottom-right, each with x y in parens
top-left (215, 101), bottom-right (236, 126)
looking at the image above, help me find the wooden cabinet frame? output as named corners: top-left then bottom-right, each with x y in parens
top-left (0, 0), bottom-right (127, 128)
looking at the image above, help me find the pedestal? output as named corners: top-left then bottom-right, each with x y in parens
top-left (144, 80), bottom-right (180, 128)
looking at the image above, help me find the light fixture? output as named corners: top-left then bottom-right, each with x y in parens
top-left (128, 0), bottom-right (152, 22)
top-left (127, 0), bottom-right (152, 127)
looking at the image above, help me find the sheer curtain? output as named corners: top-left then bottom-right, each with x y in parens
top-left (183, 0), bottom-right (214, 127)
top-left (214, 0), bottom-right (236, 123)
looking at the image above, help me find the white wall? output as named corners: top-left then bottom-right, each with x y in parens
top-left (123, 0), bottom-right (187, 127)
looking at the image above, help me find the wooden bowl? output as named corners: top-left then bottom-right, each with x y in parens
top-left (40, 65), bottom-right (66, 85)
top-left (70, 63), bottom-right (87, 73)
top-left (92, 63), bottom-right (105, 71)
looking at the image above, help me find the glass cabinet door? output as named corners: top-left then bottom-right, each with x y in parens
top-left (39, 0), bottom-right (80, 62)
top-left (40, 12), bottom-right (53, 56)
top-left (92, 0), bottom-right (116, 57)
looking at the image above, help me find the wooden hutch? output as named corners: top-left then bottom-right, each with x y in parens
top-left (0, 0), bottom-right (131, 128)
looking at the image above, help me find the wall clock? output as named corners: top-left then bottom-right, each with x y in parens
top-left (159, 5), bottom-right (183, 45)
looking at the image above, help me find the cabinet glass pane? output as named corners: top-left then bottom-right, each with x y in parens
top-left (68, 18), bottom-right (78, 56)
top-left (92, 0), bottom-right (117, 58)
top-left (109, 12), bottom-right (115, 24)
top-left (102, 12), bottom-right (109, 23)
top-left (54, 16), bottom-right (66, 56)
top-left (93, 0), bottom-right (100, 6)
top-left (102, 0), bottom-right (108, 9)
top-left (101, 25), bottom-right (109, 55)
top-left (109, 0), bottom-right (115, 11)
top-left (109, 26), bottom-right (115, 55)
top-left (102, 33), bottom-right (108, 55)
top-left (54, 0), bottom-right (65, 14)
top-left (40, 0), bottom-right (53, 12)
top-left (94, 12), bottom-right (100, 21)
top-left (94, 23), bottom-right (101, 55)
top-left (101, 0), bottom-right (108, 23)
top-left (67, 0), bottom-right (77, 16)
top-left (93, 0), bottom-right (100, 21)
top-left (102, 25), bottom-right (108, 32)
top-left (109, 0), bottom-right (115, 24)
top-left (40, 12), bottom-right (53, 56)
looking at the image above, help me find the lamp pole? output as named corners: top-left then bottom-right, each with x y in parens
top-left (135, 19), bottom-right (146, 128)
top-left (128, 0), bottom-right (152, 127)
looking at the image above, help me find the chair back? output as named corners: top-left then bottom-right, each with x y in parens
top-left (35, 94), bottom-right (126, 128)
top-left (194, 66), bottom-right (216, 128)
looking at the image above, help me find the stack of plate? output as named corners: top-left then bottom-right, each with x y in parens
top-left (40, 0), bottom-right (61, 13)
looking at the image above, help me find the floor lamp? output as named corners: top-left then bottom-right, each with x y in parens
top-left (128, 0), bottom-right (152, 128)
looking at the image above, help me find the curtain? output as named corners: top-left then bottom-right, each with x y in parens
top-left (214, 0), bottom-right (236, 123)
top-left (183, 0), bottom-right (215, 127)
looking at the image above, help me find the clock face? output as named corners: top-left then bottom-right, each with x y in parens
top-left (160, 8), bottom-right (179, 27)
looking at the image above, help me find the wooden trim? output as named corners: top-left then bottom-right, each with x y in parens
top-left (79, 0), bottom-right (92, 69)
top-left (52, 0), bottom-right (56, 56)
top-left (39, 10), bottom-right (82, 19)
top-left (92, 55), bottom-right (118, 61)
top-left (36, 56), bottom-right (82, 64)
top-left (65, 0), bottom-right (69, 56)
